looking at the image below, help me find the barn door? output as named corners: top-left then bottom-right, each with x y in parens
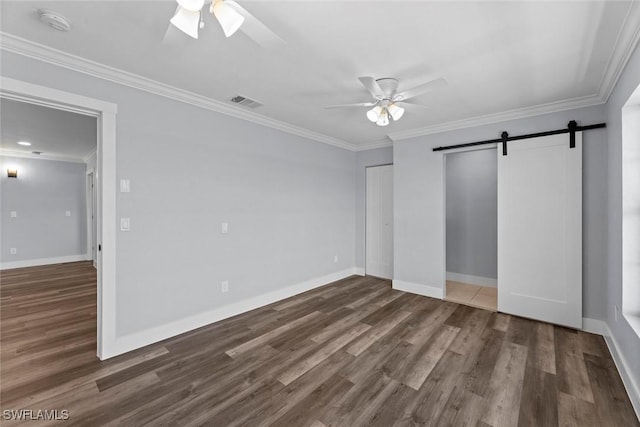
top-left (497, 133), bottom-right (582, 328)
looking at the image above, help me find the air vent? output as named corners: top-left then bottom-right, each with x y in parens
top-left (32, 151), bottom-right (43, 155)
top-left (230, 95), bottom-right (263, 109)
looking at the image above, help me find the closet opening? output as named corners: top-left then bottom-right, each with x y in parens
top-left (444, 147), bottom-right (497, 311)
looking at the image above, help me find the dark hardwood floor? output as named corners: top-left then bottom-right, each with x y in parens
top-left (1, 262), bottom-right (638, 426)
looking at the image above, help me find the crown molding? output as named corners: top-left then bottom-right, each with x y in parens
top-left (2, 1), bottom-right (639, 150)
top-left (598, 0), bottom-right (640, 102)
top-left (388, 1), bottom-right (640, 142)
top-left (387, 94), bottom-right (604, 142)
top-left (0, 32), bottom-right (358, 152)
top-left (0, 148), bottom-right (87, 163)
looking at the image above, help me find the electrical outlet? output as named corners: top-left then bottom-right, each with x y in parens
top-left (65, 210), bottom-right (71, 217)
top-left (221, 280), bottom-right (229, 293)
top-left (10, 211), bottom-right (17, 218)
top-left (615, 305), bottom-right (620, 322)
top-left (334, 255), bottom-right (339, 263)
top-left (221, 222), bottom-right (229, 234)
top-left (10, 248), bottom-right (17, 255)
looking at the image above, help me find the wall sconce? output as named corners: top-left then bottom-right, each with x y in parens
top-left (7, 169), bottom-right (18, 178)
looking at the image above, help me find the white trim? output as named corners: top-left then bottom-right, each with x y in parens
top-left (0, 33), bottom-right (355, 152)
top-left (104, 268), bottom-right (361, 359)
top-left (0, 76), bottom-right (118, 361)
top-left (392, 279), bottom-right (444, 299)
top-left (581, 317), bottom-right (608, 335)
top-left (354, 267), bottom-right (365, 276)
top-left (603, 324), bottom-right (640, 420)
top-left (579, 319), bottom-right (640, 419)
top-left (388, 94), bottom-right (604, 141)
top-left (3, 3), bottom-right (639, 152)
top-left (0, 254), bottom-right (90, 270)
top-left (0, 149), bottom-right (88, 164)
top-left (446, 271), bottom-right (497, 287)
top-left (598, 1), bottom-right (640, 103)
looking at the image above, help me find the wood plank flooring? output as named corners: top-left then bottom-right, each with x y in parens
top-left (1, 262), bottom-right (638, 426)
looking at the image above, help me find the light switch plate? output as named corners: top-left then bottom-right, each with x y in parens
top-left (221, 222), bottom-right (229, 234)
top-left (120, 217), bottom-right (131, 232)
top-left (120, 179), bottom-right (131, 193)
top-left (65, 211), bottom-right (71, 217)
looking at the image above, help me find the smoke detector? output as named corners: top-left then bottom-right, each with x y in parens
top-left (38, 9), bottom-right (71, 32)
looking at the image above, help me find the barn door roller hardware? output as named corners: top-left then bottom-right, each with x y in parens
top-left (432, 121), bottom-right (606, 153)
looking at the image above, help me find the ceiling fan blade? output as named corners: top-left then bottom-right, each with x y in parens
top-left (358, 77), bottom-right (385, 99)
top-left (325, 102), bottom-right (378, 109)
top-left (226, 0), bottom-right (286, 48)
top-left (394, 78), bottom-right (447, 101)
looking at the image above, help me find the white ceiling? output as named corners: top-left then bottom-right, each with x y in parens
top-left (0, 98), bottom-right (97, 161)
top-left (1, 1), bottom-right (638, 150)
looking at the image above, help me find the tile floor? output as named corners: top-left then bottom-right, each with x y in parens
top-left (445, 280), bottom-right (497, 311)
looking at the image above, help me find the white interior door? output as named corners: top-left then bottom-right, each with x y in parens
top-left (366, 165), bottom-right (394, 279)
top-left (498, 133), bottom-right (582, 328)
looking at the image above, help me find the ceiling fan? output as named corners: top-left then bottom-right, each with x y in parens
top-left (169, 0), bottom-right (283, 47)
top-left (326, 76), bottom-right (447, 126)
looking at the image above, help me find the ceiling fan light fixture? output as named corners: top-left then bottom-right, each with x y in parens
top-left (176, 0), bottom-right (205, 12)
top-left (376, 110), bottom-right (390, 127)
top-left (388, 103), bottom-right (405, 121)
top-left (212, 0), bottom-right (245, 37)
top-left (367, 105), bottom-right (383, 122)
top-left (170, 7), bottom-right (201, 39)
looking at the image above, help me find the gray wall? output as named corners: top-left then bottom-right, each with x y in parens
top-left (445, 148), bottom-right (497, 279)
top-left (355, 146), bottom-right (393, 270)
top-left (0, 156), bottom-right (87, 263)
top-left (394, 104), bottom-right (608, 319)
top-left (605, 40), bottom-right (640, 405)
top-left (0, 51), bottom-right (356, 337)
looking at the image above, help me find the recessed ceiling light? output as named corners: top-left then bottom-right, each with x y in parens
top-left (17, 141), bottom-right (31, 146)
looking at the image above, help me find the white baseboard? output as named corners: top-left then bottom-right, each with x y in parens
top-left (0, 254), bottom-right (90, 270)
top-left (354, 267), bottom-right (365, 276)
top-left (581, 317), bottom-right (640, 419)
top-left (603, 324), bottom-right (640, 420)
top-left (446, 271), bottom-right (497, 287)
top-left (392, 280), bottom-right (444, 299)
top-left (106, 267), bottom-right (361, 359)
top-left (581, 317), bottom-right (608, 335)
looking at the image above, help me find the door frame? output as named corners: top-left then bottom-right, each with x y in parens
top-left (1, 76), bottom-right (118, 360)
top-left (365, 163), bottom-right (394, 278)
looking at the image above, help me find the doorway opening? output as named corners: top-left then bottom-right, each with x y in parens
top-left (444, 148), bottom-right (497, 311)
top-left (0, 76), bottom-right (117, 359)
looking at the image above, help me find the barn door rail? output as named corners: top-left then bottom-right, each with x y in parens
top-left (432, 121), bottom-right (606, 154)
